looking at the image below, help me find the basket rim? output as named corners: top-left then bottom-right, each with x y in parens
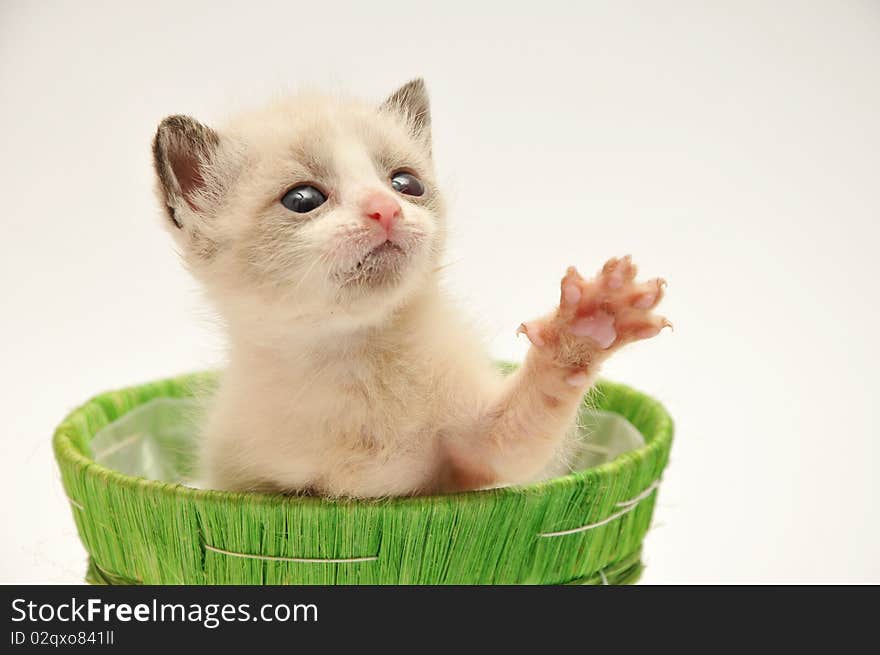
top-left (52, 368), bottom-right (674, 510)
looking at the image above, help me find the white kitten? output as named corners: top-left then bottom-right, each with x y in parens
top-left (152, 79), bottom-right (669, 498)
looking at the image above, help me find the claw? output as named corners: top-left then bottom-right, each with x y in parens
top-left (517, 321), bottom-right (545, 347)
top-left (631, 317), bottom-right (672, 340)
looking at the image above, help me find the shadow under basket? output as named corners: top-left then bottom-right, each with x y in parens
top-left (53, 370), bottom-right (673, 585)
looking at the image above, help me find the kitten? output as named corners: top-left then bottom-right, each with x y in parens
top-left (152, 79), bottom-right (669, 498)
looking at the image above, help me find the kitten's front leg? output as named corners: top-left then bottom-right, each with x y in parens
top-left (445, 256), bottom-right (669, 489)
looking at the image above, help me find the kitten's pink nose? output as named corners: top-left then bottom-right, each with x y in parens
top-left (361, 192), bottom-right (401, 233)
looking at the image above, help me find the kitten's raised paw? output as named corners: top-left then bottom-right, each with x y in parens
top-left (518, 255), bottom-right (670, 368)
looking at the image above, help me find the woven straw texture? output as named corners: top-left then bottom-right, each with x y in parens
top-left (53, 370), bottom-right (673, 585)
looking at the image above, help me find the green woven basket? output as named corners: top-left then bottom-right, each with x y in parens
top-left (53, 370), bottom-right (673, 585)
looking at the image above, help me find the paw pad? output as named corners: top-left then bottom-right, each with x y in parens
top-left (571, 311), bottom-right (617, 349)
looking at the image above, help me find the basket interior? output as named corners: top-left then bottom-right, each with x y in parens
top-left (87, 396), bottom-right (647, 486)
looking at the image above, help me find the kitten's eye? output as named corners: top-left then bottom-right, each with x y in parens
top-left (390, 171), bottom-right (425, 197)
top-left (280, 185), bottom-right (327, 213)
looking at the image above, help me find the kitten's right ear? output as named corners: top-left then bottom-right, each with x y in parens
top-left (152, 115), bottom-right (225, 229)
top-left (381, 78), bottom-right (431, 147)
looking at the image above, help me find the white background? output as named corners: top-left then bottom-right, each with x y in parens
top-left (1, 0), bottom-right (878, 584)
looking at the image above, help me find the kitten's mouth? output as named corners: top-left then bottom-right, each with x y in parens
top-left (363, 240), bottom-right (405, 260)
top-left (341, 240), bottom-right (409, 287)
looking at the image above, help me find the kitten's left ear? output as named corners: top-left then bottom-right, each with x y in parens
top-left (381, 78), bottom-right (431, 146)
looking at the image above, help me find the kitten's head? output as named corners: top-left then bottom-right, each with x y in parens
top-left (152, 79), bottom-right (444, 337)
